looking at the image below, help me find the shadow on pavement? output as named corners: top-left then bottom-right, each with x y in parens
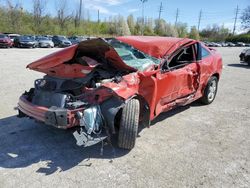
top-left (150, 100), bottom-right (203, 126)
top-left (228, 63), bottom-right (250, 69)
top-left (0, 116), bottom-right (129, 175)
top-left (0, 100), bottom-right (204, 175)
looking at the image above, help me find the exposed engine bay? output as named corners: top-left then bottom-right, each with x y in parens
top-left (30, 67), bottom-right (124, 109)
top-left (21, 57), bottom-right (131, 147)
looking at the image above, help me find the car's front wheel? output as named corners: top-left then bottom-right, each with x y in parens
top-left (200, 76), bottom-right (218, 105)
top-left (118, 99), bottom-right (140, 150)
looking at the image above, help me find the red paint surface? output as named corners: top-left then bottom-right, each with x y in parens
top-left (19, 37), bottom-right (223, 128)
top-left (116, 36), bottom-right (193, 58)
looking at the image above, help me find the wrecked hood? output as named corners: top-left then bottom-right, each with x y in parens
top-left (27, 38), bottom-right (136, 78)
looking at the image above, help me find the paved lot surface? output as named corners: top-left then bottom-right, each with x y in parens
top-left (0, 47), bottom-right (249, 187)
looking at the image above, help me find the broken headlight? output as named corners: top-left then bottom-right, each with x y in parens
top-left (34, 79), bottom-right (56, 91)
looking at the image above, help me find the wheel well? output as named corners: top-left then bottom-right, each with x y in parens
top-left (114, 95), bottom-right (151, 131)
top-left (212, 73), bottom-right (220, 81)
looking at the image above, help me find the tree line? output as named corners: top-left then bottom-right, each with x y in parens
top-left (0, 0), bottom-right (249, 42)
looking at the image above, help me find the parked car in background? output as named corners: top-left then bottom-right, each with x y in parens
top-left (236, 42), bottom-right (245, 47)
top-left (17, 36), bottom-right (223, 150)
top-left (239, 48), bottom-right (250, 65)
top-left (226, 42), bottom-right (236, 47)
top-left (43, 35), bottom-right (53, 40)
top-left (52, 35), bottom-right (72, 47)
top-left (14, 35), bottom-right (38, 48)
top-left (219, 42), bottom-right (227, 47)
top-left (68, 36), bottom-right (87, 45)
top-left (7, 34), bottom-right (20, 42)
top-left (0, 34), bottom-right (13, 48)
top-left (212, 42), bottom-right (222, 47)
top-left (36, 36), bottom-right (54, 48)
top-left (206, 42), bottom-right (221, 47)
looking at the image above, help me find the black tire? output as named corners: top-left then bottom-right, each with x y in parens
top-left (118, 99), bottom-right (140, 150)
top-left (200, 76), bottom-right (218, 105)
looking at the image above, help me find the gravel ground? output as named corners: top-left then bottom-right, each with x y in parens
top-left (0, 47), bottom-right (249, 188)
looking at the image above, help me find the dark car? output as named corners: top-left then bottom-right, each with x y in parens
top-left (52, 35), bottom-right (72, 47)
top-left (17, 36), bottom-right (223, 150)
top-left (68, 36), bottom-right (87, 45)
top-left (14, 36), bottom-right (38, 48)
top-left (226, 42), bottom-right (236, 47)
top-left (0, 34), bottom-right (13, 48)
top-left (236, 42), bottom-right (245, 47)
top-left (239, 48), bottom-right (250, 65)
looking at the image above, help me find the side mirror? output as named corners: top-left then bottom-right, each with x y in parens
top-left (160, 59), bottom-right (169, 72)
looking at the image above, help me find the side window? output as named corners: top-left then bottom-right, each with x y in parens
top-left (167, 44), bottom-right (195, 69)
top-left (201, 47), bottom-right (210, 58)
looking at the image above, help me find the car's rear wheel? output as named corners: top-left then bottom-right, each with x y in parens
top-left (200, 76), bottom-right (218, 105)
top-left (118, 99), bottom-right (140, 150)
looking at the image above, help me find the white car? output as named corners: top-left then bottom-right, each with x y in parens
top-left (7, 34), bottom-right (20, 42)
top-left (36, 37), bottom-right (54, 48)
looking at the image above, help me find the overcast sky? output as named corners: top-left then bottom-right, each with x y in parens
top-left (1, 0), bottom-right (249, 33)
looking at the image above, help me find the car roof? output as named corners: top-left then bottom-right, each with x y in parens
top-left (116, 36), bottom-right (195, 59)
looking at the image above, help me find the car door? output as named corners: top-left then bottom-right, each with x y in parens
top-left (154, 43), bottom-right (200, 116)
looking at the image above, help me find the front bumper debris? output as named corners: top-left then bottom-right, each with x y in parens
top-left (17, 95), bottom-right (77, 129)
top-left (73, 129), bottom-right (107, 147)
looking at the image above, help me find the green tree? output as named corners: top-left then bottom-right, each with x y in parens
top-left (165, 23), bottom-right (178, 37)
top-left (143, 17), bottom-right (154, 35)
top-left (241, 6), bottom-right (250, 32)
top-left (116, 15), bottom-right (131, 36)
top-left (32, 0), bottom-right (47, 34)
top-left (127, 14), bottom-right (135, 35)
top-left (6, 0), bottom-right (23, 33)
top-left (189, 26), bottom-right (200, 39)
top-left (175, 22), bottom-right (188, 38)
top-left (154, 19), bottom-right (167, 36)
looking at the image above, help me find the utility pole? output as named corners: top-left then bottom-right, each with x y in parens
top-left (140, 0), bottom-right (148, 35)
top-left (175, 8), bottom-right (179, 26)
top-left (197, 9), bottom-right (202, 32)
top-left (165, 0), bottom-right (167, 19)
top-left (97, 9), bottom-right (100, 23)
top-left (79, 0), bottom-right (82, 23)
top-left (158, 2), bottom-right (163, 20)
top-left (233, 5), bottom-right (239, 35)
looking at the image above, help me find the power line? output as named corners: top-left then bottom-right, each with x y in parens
top-left (233, 5), bottom-right (239, 35)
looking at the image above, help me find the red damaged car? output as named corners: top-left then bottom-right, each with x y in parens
top-left (0, 34), bottom-right (13, 48)
top-left (17, 36), bottom-right (222, 149)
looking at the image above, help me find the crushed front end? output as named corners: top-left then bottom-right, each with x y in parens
top-left (17, 69), bottom-right (127, 146)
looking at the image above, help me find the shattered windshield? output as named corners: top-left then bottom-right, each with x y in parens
top-left (108, 38), bottom-right (161, 71)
